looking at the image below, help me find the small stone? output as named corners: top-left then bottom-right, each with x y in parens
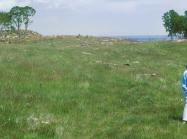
top-left (151, 73), bottom-right (157, 76)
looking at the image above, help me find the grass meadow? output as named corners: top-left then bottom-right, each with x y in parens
top-left (0, 37), bottom-right (187, 138)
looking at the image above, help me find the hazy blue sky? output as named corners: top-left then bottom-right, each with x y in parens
top-left (0, 0), bottom-right (186, 36)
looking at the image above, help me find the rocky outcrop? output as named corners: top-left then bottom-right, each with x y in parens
top-left (0, 30), bottom-right (42, 43)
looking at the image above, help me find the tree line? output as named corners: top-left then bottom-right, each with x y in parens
top-left (163, 10), bottom-right (187, 39)
top-left (0, 6), bottom-right (36, 37)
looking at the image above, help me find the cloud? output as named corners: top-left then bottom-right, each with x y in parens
top-left (0, 0), bottom-right (31, 10)
top-left (0, 0), bottom-right (16, 10)
top-left (0, 0), bottom-right (186, 13)
top-left (30, 0), bottom-right (139, 14)
top-left (31, 0), bottom-right (187, 14)
top-left (32, 0), bottom-right (94, 10)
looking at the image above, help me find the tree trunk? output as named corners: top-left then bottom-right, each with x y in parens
top-left (170, 35), bottom-right (173, 40)
top-left (184, 32), bottom-right (187, 39)
top-left (17, 21), bottom-right (20, 39)
top-left (25, 23), bottom-right (28, 31)
top-left (24, 23), bottom-right (28, 38)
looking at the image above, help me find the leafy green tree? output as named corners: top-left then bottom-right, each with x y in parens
top-left (183, 11), bottom-right (187, 38)
top-left (10, 6), bottom-right (24, 33)
top-left (162, 10), bottom-right (180, 39)
top-left (185, 11), bottom-right (187, 16)
top-left (9, 6), bottom-right (36, 38)
top-left (0, 6), bottom-right (36, 40)
top-left (174, 15), bottom-right (185, 38)
top-left (0, 12), bottom-right (12, 31)
top-left (22, 6), bottom-right (36, 31)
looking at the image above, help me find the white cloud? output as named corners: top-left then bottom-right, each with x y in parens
top-left (0, 0), bottom-right (31, 10)
top-left (31, 0), bottom-right (187, 14)
top-left (32, 0), bottom-right (94, 10)
top-left (0, 0), bottom-right (186, 13)
top-left (0, 0), bottom-right (16, 10)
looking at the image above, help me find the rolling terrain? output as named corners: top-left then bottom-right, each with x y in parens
top-left (0, 37), bottom-right (186, 139)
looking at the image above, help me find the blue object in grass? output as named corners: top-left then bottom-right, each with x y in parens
top-left (182, 69), bottom-right (187, 103)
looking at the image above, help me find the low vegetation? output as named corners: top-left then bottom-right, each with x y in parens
top-left (0, 37), bottom-right (186, 138)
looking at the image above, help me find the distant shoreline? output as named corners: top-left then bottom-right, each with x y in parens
top-left (112, 35), bottom-right (170, 42)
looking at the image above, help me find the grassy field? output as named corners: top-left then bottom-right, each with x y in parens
top-left (0, 37), bottom-right (187, 139)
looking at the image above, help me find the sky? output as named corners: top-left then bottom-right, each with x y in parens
top-left (0, 0), bottom-right (186, 36)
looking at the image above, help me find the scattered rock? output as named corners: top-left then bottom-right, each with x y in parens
top-left (133, 61), bottom-right (140, 64)
top-left (82, 52), bottom-right (93, 55)
top-left (95, 60), bottom-right (102, 64)
top-left (151, 73), bottom-right (157, 76)
top-left (176, 39), bottom-right (187, 42)
top-left (135, 73), bottom-right (158, 81)
top-left (0, 30), bottom-right (42, 43)
top-left (27, 113), bottom-right (56, 130)
top-left (143, 73), bottom-right (157, 76)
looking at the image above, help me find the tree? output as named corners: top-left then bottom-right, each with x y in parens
top-left (162, 10), bottom-right (187, 39)
top-left (9, 6), bottom-right (36, 38)
top-left (183, 11), bottom-right (187, 38)
top-left (185, 11), bottom-right (187, 16)
top-left (162, 10), bottom-right (180, 39)
top-left (0, 6), bottom-right (36, 40)
top-left (0, 12), bottom-right (12, 31)
top-left (174, 15), bottom-right (185, 38)
top-left (10, 6), bottom-right (24, 33)
top-left (22, 6), bottom-right (36, 31)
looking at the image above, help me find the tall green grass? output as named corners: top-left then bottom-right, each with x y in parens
top-left (0, 38), bottom-right (186, 139)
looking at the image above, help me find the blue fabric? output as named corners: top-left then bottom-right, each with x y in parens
top-left (182, 70), bottom-right (187, 103)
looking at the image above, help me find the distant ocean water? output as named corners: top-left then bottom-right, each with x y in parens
top-left (113, 35), bottom-right (170, 42)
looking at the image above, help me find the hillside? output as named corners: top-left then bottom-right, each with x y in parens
top-left (0, 37), bottom-right (186, 138)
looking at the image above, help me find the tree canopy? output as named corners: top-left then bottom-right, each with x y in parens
top-left (0, 12), bottom-right (12, 30)
top-left (163, 10), bottom-right (187, 39)
top-left (22, 6), bottom-right (36, 31)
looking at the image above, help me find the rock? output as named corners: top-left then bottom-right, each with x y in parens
top-left (0, 30), bottom-right (42, 42)
top-left (133, 61), bottom-right (140, 64)
top-left (82, 52), bottom-right (93, 55)
top-left (151, 73), bottom-right (157, 76)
